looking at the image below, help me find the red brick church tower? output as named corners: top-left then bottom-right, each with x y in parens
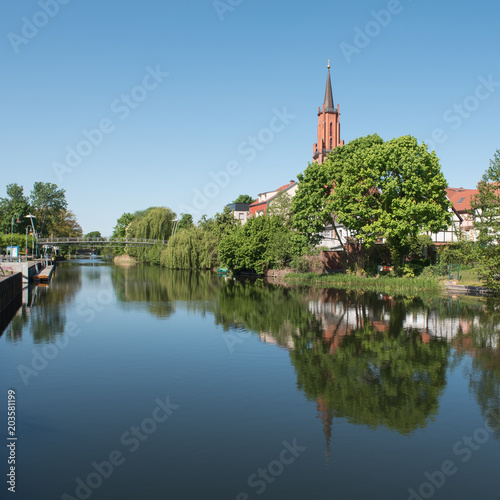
top-left (313, 61), bottom-right (344, 164)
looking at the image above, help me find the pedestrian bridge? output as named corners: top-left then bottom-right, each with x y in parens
top-left (37, 237), bottom-right (168, 246)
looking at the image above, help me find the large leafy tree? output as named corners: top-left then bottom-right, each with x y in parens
top-left (127, 207), bottom-right (176, 240)
top-left (293, 134), bottom-right (451, 271)
top-left (233, 194), bottom-right (255, 204)
top-left (112, 212), bottom-right (135, 238)
top-left (199, 206), bottom-right (240, 244)
top-left (219, 215), bottom-right (294, 273)
top-left (30, 182), bottom-right (68, 236)
top-left (470, 149), bottom-right (500, 290)
top-left (125, 207), bottom-right (176, 263)
top-left (177, 213), bottom-right (194, 231)
top-left (0, 183), bottom-right (31, 233)
top-left (56, 210), bottom-right (83, 237)
top-left (161, 226), bottom-right (218, 270)
top-left (85, 231), bottom-right (102, 238)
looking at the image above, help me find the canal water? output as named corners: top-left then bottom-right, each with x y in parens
top-left (1, 261), bottom-right (500, 500)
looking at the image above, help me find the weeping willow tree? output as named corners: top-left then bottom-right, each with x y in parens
top-left (125, 207), bottom-right (176, 262)
top-left (161, 227), bottom-right (218, 270)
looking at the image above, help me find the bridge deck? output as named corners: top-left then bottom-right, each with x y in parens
top-left (38, 237), bottom-right (167, 246)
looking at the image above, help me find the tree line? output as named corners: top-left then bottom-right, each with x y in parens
top-left (110, 134), bottom-right (500, 289)
top-left (0, 182), bottom-right (83, 251)
top-left (114, 134), bottom-right (458, 275)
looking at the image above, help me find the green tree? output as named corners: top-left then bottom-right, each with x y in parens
top-left (112, 212), bottom-right (135, 238)
top-left (177, 213), bottom-right (194, 231)
top-left (56, 210), bottom-right (83, 237)
top-left (219, 215), bottom-right (294, 273)
top-left (266, 191), bottom-right (294, 227)
top-left (293, 135), bottom-right (451, 272)
top-left (207, 206), bottom-right (240, 244)
top-left (127, 207), bottom-right (176, 240)
top-left (233, 194), bottom-right (255, 204)
top-left (161, 226), bottom-right (218, 269)
top-left (470, 149), bottom-right (500, 290)
top-left (0, 183), bottom-right (30, 233)
top-left (29, 182), bottom-right (68, 236)
top-left (125, 207), bottom-right (176, 262)
top-left (85, 231), bottom-right (102, 238)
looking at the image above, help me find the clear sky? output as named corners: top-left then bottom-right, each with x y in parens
top-left (1, 0), bottom-right (499, 236)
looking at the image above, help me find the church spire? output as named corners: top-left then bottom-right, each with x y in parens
top-left (324, 60), bottom-right (334, 110)
top-left (313, 61), bottom-right (344, 164)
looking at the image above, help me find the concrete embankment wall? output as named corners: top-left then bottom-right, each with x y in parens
top-left (0, 261), bottom-right (43, 283)
top-left (0, 273), bottom-right (23, 314)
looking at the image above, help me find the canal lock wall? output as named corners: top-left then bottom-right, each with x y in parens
top-left (0, 273), bottom-right (22, 315)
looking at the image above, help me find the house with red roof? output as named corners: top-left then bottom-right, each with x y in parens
top-left (446, 187), bottom-right (479, 233)
top-left (427, 187), bottom-right (479, 244)
top-left (248, 180), bottom-right (298, 217)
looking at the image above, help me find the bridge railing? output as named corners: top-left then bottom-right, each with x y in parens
top-left (37, 237), bottom-right (168, 246)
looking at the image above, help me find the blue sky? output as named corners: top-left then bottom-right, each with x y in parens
top-left (1, 0), bottom-right (499, 235)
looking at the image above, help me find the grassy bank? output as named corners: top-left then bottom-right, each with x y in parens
top-left (283, 272), bottom-right (443, 295)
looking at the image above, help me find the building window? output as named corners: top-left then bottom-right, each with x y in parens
top-left (330, 138), bottom-right (332, 149)
top-left (330, 122), bottom-right (332, 136)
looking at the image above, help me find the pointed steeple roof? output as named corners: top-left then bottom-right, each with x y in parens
top-left (324, 60), bottom-right (334, 111)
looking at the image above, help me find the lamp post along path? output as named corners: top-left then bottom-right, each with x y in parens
top-left (25, 214), bottom-right (37, 258)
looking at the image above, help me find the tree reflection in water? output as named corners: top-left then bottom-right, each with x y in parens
top-left (8, 263), bottom-right (500, 453)
top-left (4, 263), bottom-right (82, 344)
top-left (111, 265), bottom-right (221, 319)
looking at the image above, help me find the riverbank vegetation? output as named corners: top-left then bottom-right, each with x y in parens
top-left (283, 272), bottom-right (443, 294)
top-left (108, 141), bottom-right (500, 293)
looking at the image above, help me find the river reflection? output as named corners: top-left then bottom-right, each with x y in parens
top-left (5, 263), bottom-right (500, 441)
top-left (3, 262), bottom-right (82, 343)
top-left (2, 262), bottom-right (500, 499)
top-left (109, 267), bottom-right (500, 441)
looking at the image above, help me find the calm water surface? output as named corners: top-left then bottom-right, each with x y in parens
top-left (1, 261), bottom-right (500, 500)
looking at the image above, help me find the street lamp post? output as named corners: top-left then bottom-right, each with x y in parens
top-left (172, 219), bottom-right (179, 239)
top-left (25, 214), bottom-right (37, 258)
